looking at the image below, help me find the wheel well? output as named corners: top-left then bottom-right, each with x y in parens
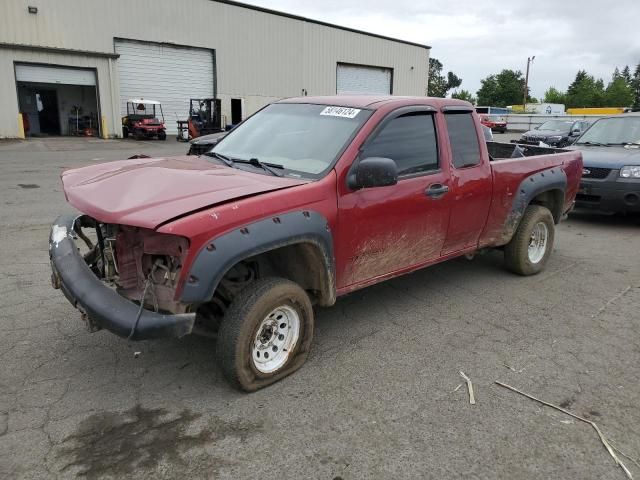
top-left (248, 242), bottom-right (334, 306)
top-left (211, 242), bottom-right (334, 309)
top-left (530, 189), bottom-right (564, 223)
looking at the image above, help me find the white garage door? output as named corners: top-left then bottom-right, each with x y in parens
top-left (15, 64), bottom-right (96, 86)
top-left (115, 40), bottom-right (214, 135)
top-left (337, 64), bottom-right (392, 95)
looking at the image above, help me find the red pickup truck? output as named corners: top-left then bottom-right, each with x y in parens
top-left (50, 96), bottom-right (582, 391)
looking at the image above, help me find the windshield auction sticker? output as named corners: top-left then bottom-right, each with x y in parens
top-left (320, 106), bottom-right (361, 118)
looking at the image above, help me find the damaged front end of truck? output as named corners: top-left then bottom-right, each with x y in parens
top-left (49, 214), bottom-right (196, 340)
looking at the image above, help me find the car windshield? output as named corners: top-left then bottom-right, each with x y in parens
top-left (575, 116), bottom-right (640, 145)
top-left (212, 103), bottom-right (372, 178)
top-left (538, 120), bottom-right (573, 131)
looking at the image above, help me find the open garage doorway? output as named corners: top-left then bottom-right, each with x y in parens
top-left (15, 64), bottom-right (100, 137)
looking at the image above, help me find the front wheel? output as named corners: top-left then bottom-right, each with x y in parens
top-left (504, 205), bottom-right (555, 275)
top-left (158, 130), bottom-right (167, 140)
top-left (217, 277), bottom-right (314, 391)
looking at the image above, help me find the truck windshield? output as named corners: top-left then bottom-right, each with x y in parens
top-left (575, 116), bottom-right (640, 145)
top-left (212, 103), bottom-right (372, 178)
top-left (538, 120), bottom-right (573, 131)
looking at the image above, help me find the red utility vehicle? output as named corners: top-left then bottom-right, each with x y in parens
top-left (121, 99), bottom-right (167, 140)
top-left (50, 96), bottom-right (582, 391)
top-left (479, 114), bottom-right (508, 133)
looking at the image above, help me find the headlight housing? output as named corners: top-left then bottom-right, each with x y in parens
top-left (620, 166), bottom-right (640, 178)
top-left (547, 136), bottom-right (563, 143)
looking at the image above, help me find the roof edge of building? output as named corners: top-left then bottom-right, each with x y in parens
top-left (214, 0), bottom-right (432, 50)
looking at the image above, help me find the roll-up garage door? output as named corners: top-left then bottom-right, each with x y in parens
top-left (115, 40), bottom-right (214, 135)
top-left (15, 64), bottom-right (96, 86)
top-left (336, 63), bottom-right (392, 95)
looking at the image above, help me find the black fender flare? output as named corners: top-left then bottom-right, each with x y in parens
top-left (180, 210), bottom-right (335, 305)
top-left (501, 166), bottom-right (567, 244)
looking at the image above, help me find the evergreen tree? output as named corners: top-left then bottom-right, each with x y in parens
top-left (632, 63), bottom-right (640, 110)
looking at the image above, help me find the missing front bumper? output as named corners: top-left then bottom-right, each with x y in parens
top-left (49, 214), bottom-right (195, 341)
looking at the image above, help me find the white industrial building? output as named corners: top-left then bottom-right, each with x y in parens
top-left (0, 0), bottom-right (430, 138)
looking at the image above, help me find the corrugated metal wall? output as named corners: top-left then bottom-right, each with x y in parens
top-left (0, 0), bottom-right (429, 138)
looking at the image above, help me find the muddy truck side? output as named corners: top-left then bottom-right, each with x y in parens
top-left (49, 96), bottom-right (583, 391)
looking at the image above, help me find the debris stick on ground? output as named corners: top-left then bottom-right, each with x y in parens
top-left (459, 371), bottom-right (476, 405)
top-left (452, 383), bottom-right (463, 393)
top-left (495, 381), bottom-right (633, 479)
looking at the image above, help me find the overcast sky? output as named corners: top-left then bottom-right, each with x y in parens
top-left (242, 0), bottom-right (640, 99)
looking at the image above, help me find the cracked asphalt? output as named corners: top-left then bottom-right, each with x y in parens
top-left (1, 136), bottom-right (639, 479)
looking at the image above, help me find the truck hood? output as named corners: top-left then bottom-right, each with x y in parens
top-left (61, 156), bottom-right (307, 229)
top-left (567, 145), bottom-right (640, 168)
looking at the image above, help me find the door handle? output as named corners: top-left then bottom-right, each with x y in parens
top-left (425, 183), bottom-right (449, 198)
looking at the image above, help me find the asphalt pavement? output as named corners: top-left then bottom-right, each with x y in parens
top-left (0, 135), bottom-right (639, 479)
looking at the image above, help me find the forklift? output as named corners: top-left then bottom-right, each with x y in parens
top-left (176, 98), bottom-right (223, 141)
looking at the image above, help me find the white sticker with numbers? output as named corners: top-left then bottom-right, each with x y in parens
top-left (320, 106), bottom-right (361, 118)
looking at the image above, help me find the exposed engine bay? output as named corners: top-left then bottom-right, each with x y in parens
top-left (76, 217), bottom-right (190, 314)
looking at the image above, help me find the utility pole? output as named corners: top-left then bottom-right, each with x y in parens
top-left (523, 56), bottom-right (535, 111)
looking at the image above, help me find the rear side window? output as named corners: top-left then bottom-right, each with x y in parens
top-left (362, 112), bottom-right (439, 175)
top-left (445, 113), bottom-right (481, 168)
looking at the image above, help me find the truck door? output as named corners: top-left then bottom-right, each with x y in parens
top-left (441, 109), bottom-right (493, 255)
top-left (336, 107), bottom-right (452, 288)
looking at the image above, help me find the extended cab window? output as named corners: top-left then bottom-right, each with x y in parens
top-left (362, 112), bottom-right (439, 176)
top-left (445, 113), bottom-right (481, 168)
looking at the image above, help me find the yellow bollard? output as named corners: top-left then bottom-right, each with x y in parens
top-left (101, 116), bottom-right (109, 139)
top-left (17, 114), bottom-right (25, 139)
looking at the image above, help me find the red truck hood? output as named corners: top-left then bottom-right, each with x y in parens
top-left (62, 156), bottom-right (307, 229)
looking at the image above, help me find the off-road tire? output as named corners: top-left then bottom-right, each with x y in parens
top-left (504, 205), bottom-right (555, 276)
top-left (122, 126), bottom-right (129, 138)
top-left (158, 131), bottom-right (167, 140)
top-left (217, 277), bottom-right (314, 392)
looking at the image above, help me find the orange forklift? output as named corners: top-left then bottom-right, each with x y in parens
top-left (176, 98), bottom-right (223, 141)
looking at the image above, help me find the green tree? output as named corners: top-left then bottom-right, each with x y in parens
top-left (428, 58), bottom-right (462, 97)
top-left (543, 87), bottom-right (566, 104)
top-left (476, 69), bottom-right (529, 107)
top-left (632, 63), bottom-right (640, 109)
top-left (565, 70), bottom-right (606, 108)
top-left (604, 77), bottom-right (634, 107)
top-left (621, 66), bottom-right (632, 85)
top-left (451, 89), bottom-right (476, 104)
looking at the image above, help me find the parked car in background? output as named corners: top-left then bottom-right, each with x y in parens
top-left (49, 96), bottom-right (582, 391)
top-left (480, 114), bottom-right (507, 133)
top-left (569, 113), bottom-right (640, 213)
top-left (187, 131), bottom-right (228, 155)
top-left (518, 120), bottom-right (591, 147)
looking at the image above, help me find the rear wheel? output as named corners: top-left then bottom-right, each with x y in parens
top-left (122, 126), bottom-right (129, 138)
top-left (504, 205), bottom-right (555, 275)
top-left (217, 277), bottom-right (314, 391)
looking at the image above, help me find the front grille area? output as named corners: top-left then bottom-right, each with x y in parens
top-left (582, 167), bottom-right (611, 179)
top-left (188, 143), bottom-right (211, 156)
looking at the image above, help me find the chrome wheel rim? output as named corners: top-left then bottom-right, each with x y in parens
top-left (252, 305), bottom-right (300, 374)
top-left (528, 222), bottom-right (548, 264)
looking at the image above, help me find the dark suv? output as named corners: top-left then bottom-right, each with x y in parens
top-left (519, 119), bottom-right (591, 147)
top-left (569, 114), bottom-right (640, 213)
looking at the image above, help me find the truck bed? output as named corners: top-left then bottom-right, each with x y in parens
top-left (479, 143), bottom-right (583, 247)
top-left (486, 141), bottom-right (566, 160)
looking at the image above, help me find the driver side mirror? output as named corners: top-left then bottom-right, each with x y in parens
top-left (348, 157), bottom-right (398, 190)
top-left (571, 128), bottom-right (581, 135)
